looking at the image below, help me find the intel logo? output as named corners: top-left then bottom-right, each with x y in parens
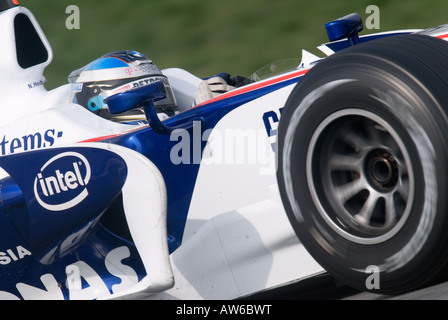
top-left (33, 152), bottom-right (91, 211)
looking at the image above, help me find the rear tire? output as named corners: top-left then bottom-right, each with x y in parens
top-left (277, 34), bottom-right (448, 294)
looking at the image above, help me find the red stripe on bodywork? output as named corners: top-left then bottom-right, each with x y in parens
top-left (436, 33), bottom-right (448, 39)
top-left (193, 68), bottom-right (310, 108)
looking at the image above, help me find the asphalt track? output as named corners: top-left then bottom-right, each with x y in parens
top-left (241, 272), bottom-right (448, 300)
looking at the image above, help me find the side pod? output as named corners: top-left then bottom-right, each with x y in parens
top-left (0, 143), bottom-right (173, 298)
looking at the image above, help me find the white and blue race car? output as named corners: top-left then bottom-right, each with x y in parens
top-left (1, 0), bottom-right (448, 299)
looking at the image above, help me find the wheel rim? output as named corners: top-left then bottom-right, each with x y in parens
top-left (306, 109), bottom-right (415, 245)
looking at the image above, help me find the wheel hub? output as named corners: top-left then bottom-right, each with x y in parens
top-left (366, 149), bottom-right (399, 192)
top-left (306, 109), bottom-right (415, 244)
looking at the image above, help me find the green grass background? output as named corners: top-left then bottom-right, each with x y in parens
top-left (19, 0), bottom-right (448, 89)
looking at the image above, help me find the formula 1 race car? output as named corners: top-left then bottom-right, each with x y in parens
top-left (2, 0), bottom-right (448, 299)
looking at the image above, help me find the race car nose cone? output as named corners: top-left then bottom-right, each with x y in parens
top-left (0, 0), bottom-right (19, 12)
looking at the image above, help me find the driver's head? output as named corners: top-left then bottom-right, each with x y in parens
top-left (69, 50), bottom-right (177, 122)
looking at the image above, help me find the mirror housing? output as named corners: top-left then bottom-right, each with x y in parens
top-left (106, 80), bottom-right (205, 135)
top-left (106, 81), bottom-right (174, 134)
top-left (325, 13), bottom-right (364, 45)
top-left (106, 81), bottom-right (166, 115)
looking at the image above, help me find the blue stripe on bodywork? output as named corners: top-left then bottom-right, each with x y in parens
top-left (323, 31), bottom-right (414, 53)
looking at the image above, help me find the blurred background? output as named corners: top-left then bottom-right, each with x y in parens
top-left (19, 0), bottom-right (448, 89)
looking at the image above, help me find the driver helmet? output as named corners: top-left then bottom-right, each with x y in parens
top-left (68, 50), bottom-right (177, 122)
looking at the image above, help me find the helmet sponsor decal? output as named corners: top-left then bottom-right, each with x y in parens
top-left (108, 76), bottom-right (168, 97)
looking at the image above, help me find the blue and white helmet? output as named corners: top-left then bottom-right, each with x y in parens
top-left (69, 50), bottom-right (177, 119)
